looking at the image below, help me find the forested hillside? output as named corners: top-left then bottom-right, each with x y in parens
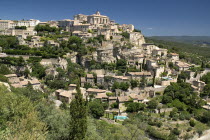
top-left (148, 36), bottom-right (210, 46)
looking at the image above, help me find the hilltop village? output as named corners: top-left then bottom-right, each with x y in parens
top-left (1, 11), bottom-right (210, 139)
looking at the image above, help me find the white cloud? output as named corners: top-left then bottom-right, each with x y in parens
top-left (147, 27), bottom-right (153, 30)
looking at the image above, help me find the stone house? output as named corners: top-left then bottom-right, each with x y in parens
top-left (112, 76), bottom-right (129, 83)
top-left (192, 80), bottom-right (206, 93)
top-left (55, 89), bottom-right (74, 103)
top-left (47, 40), bottom-right (60, 47)
top-left (175, 61), bottom-right (191, 71)
top-left (108, 97), bottom-right (118, 105)
top-left (71, 24), bottom-right (92, 32)
top-left (80, 77), bottom-right (86, 87)
top-left (72, 31), bottom-right (92, 38)
top-left (168, 53), bottom-right (179, 63)
top-left (95, 93), bottom-right (108, 102)
top-left (117, 96), bottom-right (132, 112)
top-left (133, 54), bottom-right (144, 64)
top-left (28, 36), bottom-right (44, 48)
top-left (142, 43), bottom-right (158, 56)
top-left (45, 67), bottom-right (58, 77)
top-left (40, 58), bottom-right (59, 67)
top-left (152, 48), bottom-right (168, 58)
top-left (154, 66), bottom-right (165, 78)
top-left (11, 80), bottom-right (28, 88)
top-left (126, 72), bottom-right (152, 80)
top-left (140, 87), bottom-right (155, 98)
top-left (6, 75), bottom-right (42, 91)
top-left (0, 53), bottom-right (7, 58)
top-left (146, 59), bottom-right (158, 71)
top-left (86, 74), bottom-right (95, 86)
top-left (69, 84), bottom-right (77, 91)
top-left (86, 88), bottom-right (107, 98)
top-left (97, 75), bottom-right (104, 85)
top-left (4, 74), bottom-right (19, 84)
top-left (29, 78), bottom-right (41, 90)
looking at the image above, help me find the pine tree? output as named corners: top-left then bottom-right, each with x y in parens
top-left (69, 85), bottom-right (87, 140)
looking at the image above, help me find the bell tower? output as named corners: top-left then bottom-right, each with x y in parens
top-left (96, 11), bottom-right (100, 15)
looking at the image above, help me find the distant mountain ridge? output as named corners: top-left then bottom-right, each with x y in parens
top-left (148, 36), bottom-right (210, 46)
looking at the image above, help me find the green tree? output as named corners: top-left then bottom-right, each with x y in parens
top-left (88, 99), bottom-right (105, 119)
top-left (0, 64), bottom-right (11, 75)
top-left (139, 76), bottom-right (147, 88)
top-left (120, 82), bottom-right (130, 91)
top-left (189, 119), bottom-right (196, 127)
top-left (111, 102), bottom-right (119, 108)
top-left (126, 102), bottom-right (145, 112)
top-left (0, 74), bottom-right (8, 82)
top-left (130, 79), bottom-right (139, 89)
top-left (0, 85), bottom-right (47, 139)
top-left (69, 86), bottom-right (87, 140)
top-left (112, 82), bottom-right (120, 91)
top-left (203, 84), bottom-right (210, 97)
top-left (201, 72), bottom-right (210, 84)
top-left (116, 59), bottom-right (127, 73)
top-left (162, 95), bottom-right (173, 104)
top-left (147, 99), bottom-right (158, 109)
top-left (177, 71), bottom-right (190, 83)
top-left (36, 101), bottom-right (71, 139)
top-left (169, 108), bottom-right (178, 118)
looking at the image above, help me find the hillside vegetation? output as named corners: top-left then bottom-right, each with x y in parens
top-left (149, 36), bottom-right (210, 46)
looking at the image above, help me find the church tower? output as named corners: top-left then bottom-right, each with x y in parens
top-left (96, 11), bottom-right (100, 15)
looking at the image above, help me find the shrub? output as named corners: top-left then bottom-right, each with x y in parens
top-left (189, 119), bottom-right (196, 127)
top-left (111, 102), bottom-right (118, 109)
top-left (171, 128), bottom-right (180, 135)
top-left (0, 74), bottom-right (8, 82)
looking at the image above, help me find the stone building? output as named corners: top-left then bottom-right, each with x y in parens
top-left (112, 76), bottom-right (129, 83)
top-left (168, 53), bottom-right (179, 63)
top-left (15, 19), bottom-right (40, 27)
top-left (87, 11), bottom-right (110, 25)
top-left (86, 74), bottom-right (95, 86)
top-left (129, 32), bottom-right (145, 46)
top-left (119, 24), bottom-right (134, 32)
top-left (152, 48), bottom-right (168, 58)
top-left (71, 24), bottom-right (92, 32)
top-left (175, 61), bottom-right (191, 71)
top-left (58, 19), bottom-right (78, 31)
top-left (0, 19), bottom-right (40, 31)
top-left (0, 20), bottom-right (15, 30)
top-left (86, 88), bottom-right (107, 98)
top-left (55, 89), bottom-right (75, 103)
top-left (146, 59), bottom-right (158, 70)
top-left (97, 45), bottom-right (115, 63)
top-left (74, 14), bottom-right (88, 23)
top-left (97, 75), bottom-right (104, 85)
top-left (0, 28), bottom-right (37, 39)
top-left (126, 72), bottom-right (152, 80)
top-left (28, 36), bottom-right (44, 48)
top-left (192, 80), bottom-right (206, 93)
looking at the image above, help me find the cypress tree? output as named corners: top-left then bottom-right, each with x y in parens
top-left (69, 86), bottom-right (87, 140)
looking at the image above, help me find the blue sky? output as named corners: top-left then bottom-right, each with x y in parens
top-left (0, 0), bottom-right (210, 36)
